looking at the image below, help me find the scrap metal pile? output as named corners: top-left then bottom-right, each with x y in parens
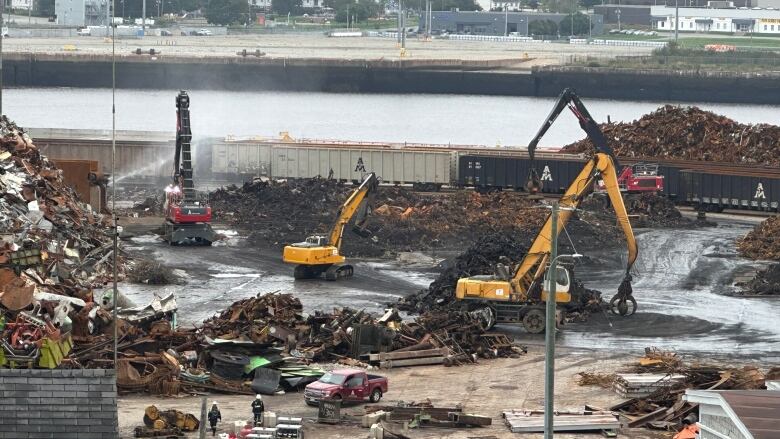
top-left (578, 348), bottom-right (768, 431)
top-left (397, 232), bottom-right (605, 321)
top-left (582, 193), bottom-right (704, 229)
top-left (735, 216), bottom-right (780, 295)
top-left (209, 179), bottom-right (621, 257)
top-left (0, 116), bottom-right (122, 369)
top-left (736, 263), bottom-right (780, 296)
top-left (738, 215), bottom-right (780, 260)
top-left (85, 291), bottom-right (524, 397)
top-left (562, 105), bottom-right (780, 165)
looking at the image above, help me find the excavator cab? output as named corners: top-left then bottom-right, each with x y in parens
top-left (541, 265), bottom-right (572, 303)
top-left (295, 236), bottom-right (329, 248)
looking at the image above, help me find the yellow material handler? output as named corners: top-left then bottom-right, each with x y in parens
top-left (455, 88), bottom-right (640, 333)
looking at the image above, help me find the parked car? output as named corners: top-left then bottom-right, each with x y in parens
top-left (160, 30), bottom-right (172, 36)
top-left (77, 27), bottom-right (91, 36)
top-left (196, 28), bottom-right (212, 36)
top-left (303, 369), bottom-right (388, 406)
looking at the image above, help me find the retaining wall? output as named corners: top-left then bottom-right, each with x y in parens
top-left (0, 368), bottom-right (118, 439)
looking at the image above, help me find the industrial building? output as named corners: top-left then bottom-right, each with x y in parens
top-left (11, 0), bottom-right (32, 11)
top-left (651, 5), bottom-right (780, 33)
top-left (426, 11), bottom-right (604, 36)
top-left (54, 0), bottom-right (110, 26)
top-left (593, 5), bottom-right (651, 26)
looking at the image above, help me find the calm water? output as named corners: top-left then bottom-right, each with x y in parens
top-left (5, 88), bottom-right (780, 147)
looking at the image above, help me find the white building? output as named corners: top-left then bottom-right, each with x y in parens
top-left (685, 389), bottom-right (780, 439)
top-left (249, 0), bottom-right (322, 11)
top-left (11, 0), bottom-right (32, 11)
top-left (651, 5), bottom-right (780, 33)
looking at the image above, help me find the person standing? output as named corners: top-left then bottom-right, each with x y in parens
top-left (207, 402), bottom-right (222, 437)
top-left (251, 394), bottom-right (265, 426)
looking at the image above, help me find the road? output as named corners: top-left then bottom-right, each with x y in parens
top-left (2, 33), bottom-right (655, 63)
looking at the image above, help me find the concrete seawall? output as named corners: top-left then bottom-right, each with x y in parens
top-left (5, 53), bottom-right (780, 104)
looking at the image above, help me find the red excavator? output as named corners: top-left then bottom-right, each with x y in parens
top-left (163, 91), bottom-right (216, 245)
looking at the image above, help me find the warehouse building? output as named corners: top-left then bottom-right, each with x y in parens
top-left (594, 5), bottom-right (651, 26)
top-left (427, 11), bottom-right (604, 36)
top-left (54, 0), bottom-right (109, 26)
top-left (651, 5), bottom-right (780, 33)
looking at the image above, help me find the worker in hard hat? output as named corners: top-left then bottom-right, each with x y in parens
top-left (251, 394), bottom-right (265, 426)
top-left (207, 401), bottom-right (222, 436)
top-left (673, 414), bottom-right (699, 439)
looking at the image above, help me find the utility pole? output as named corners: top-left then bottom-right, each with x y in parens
top-left (106, 0), bottom-right (110, 36)
top-left (674, 0), bottom-right (679, 41)
top-left (397, 0), bottom-right (401, 45)
top-left (504, 5), bottom-right (508, 36)
top-left (543, 201), bottom-right (559, 439)
top-left (1, 0), bottom-right (4, 117)
top-left (28, 0), bottom-right (31, 25)
top-left (400, 0), bottom-right (406, 49)
top-left (142, 0), bottom-right (146, 35)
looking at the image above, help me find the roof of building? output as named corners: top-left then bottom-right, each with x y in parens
top-left (685, 390), bottom-right (780, 439)
top-left (651, 5), bottom-right (780, 18)
top-left (718, 391), bottom-right (780, 439)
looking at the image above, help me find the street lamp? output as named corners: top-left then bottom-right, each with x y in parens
top-left (542, 201), bottom-right (581, 439)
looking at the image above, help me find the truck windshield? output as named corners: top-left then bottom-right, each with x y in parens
top-left (319, 372), bottom-right (347, 385)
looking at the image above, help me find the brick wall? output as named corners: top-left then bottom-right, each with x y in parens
top-left (0, 369), bottom-right (118, 439)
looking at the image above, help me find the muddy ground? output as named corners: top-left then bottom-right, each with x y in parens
top-left (118, 347), bottom-right (669, 439)
top-left (117, 213), bottom-right (780, 359)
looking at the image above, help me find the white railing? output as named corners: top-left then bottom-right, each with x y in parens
top-left (590, 39), bottom-right (668, 48)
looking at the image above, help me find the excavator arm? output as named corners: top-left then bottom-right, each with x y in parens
top-left (511, 152), bottom-right (638, 314)
top-left (525, 88), bottom-right (619, 193)
top-left (513, 88), bottom-right (638, 315)
top-left (327, 172), bottom-right (379, 251)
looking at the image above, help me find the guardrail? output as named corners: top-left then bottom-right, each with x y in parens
top-left (590, 39), bottom-right (668, 48)
top-left (445, 34), bottom-right (550, 43)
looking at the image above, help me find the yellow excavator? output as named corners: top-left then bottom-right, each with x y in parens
top-left (283, 172), bottom-right (379, 280)
top-left (455, 88), bottom-right (639, 333)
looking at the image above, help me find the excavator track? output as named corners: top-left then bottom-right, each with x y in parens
top-left (293, 265), bottom-right (328, 280)
top-left (324, 264), bottom-right (354, 281)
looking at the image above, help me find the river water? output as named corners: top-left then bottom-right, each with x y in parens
top-left (6, 88), bottom-right (780, 147)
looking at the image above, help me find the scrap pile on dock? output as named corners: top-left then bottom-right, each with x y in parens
top-left (737, 215), bottom-right (780, 260)
top-left (736, 263), bottom-right (780, 296)
top-left (581, 193), bottom-right (703, 229)
top-left (210, 179), bottom-right (624, 256)
top-left (70, 291), bottom-right (526, 396)
top-left (397, 232), bottom-right (605, 320)
top-left (563, 105), bottom-right (780, 165)
top-left (0, 117), bottom-right (125, 369)
top-left (577, 348), bottom-right (768, 430)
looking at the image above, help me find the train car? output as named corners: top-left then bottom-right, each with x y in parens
top-left (458, 153), bottom-right (588, 194)
top-left (30, 128), bottom-right (176, 184)
top-left (680, 170), bottom-right (780, 212)
top-left (212, 140), bottom-right (455, 190)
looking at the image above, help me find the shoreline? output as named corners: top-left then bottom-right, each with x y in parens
top-left (4, 53), bottom-right (780, 104)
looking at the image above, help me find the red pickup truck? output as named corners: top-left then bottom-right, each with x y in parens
top-left (304, 369), bottom-right (388, 406)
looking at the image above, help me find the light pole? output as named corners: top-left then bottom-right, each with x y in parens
top-left (1, 0), bottom-right (4, 117)
top-left (674, 0), bottom-right (679, 41)
top-left (543, 201), bottom-right (581, 439)
top-left (504, 5), bottom-right (508, 36)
